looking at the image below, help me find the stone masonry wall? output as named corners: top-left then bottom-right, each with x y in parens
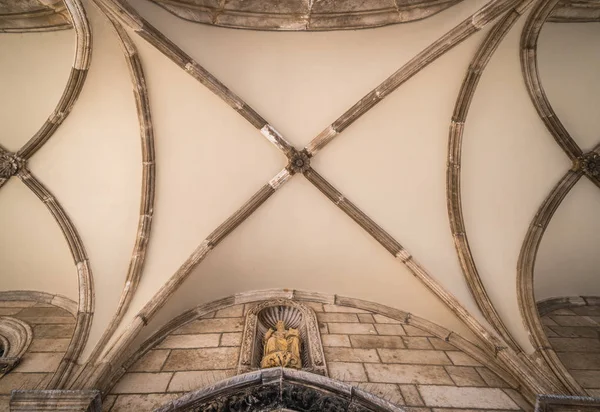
top-left (541, 304), bottom-right (600, 396)
top-left (106, 302), bottom-right (531, 412)
top-left (0, 298), bottom-right (76, 411)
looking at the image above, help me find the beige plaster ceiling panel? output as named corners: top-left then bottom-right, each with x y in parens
top-left (0, 28), bottom-right (73, 151)
top-left (129, 0), bottom-right (485, 147)
top-left (312, 26), bottom-right (490, 326)
top-left (534, 178), bottom-right (600, 301)
top-left (29, 3), bottom-right (142, 356)
top-left (141, 176), bottom-right (478, 346)
top-left (0, 178), bottom-right (77, 299)
top-left (460, 15), bottom-right (570, 351)
top-left (538, 22), bottom-right (600, 153)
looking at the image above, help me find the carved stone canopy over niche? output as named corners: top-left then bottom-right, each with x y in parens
top-left (238, 299), bottom-right (327, 376)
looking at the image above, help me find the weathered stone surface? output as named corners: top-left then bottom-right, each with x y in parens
top-left (111, 373), bottom-right (173, 394)
top-left (0, 308), bottom-right (21, 316)
top-left (571, 306), bottom-right (600, 316)
top-left (33, 324), bottom-right (75, 338)
top-left (215, 305), bottom-right (244, 318)
top-left (571, 370), bottom-right (600, 387)
top-left (0, 373), bottom-right (46, 394)
top-left (13, 352), bottom-right (62, 373)
top-left (446, 351), bottom-right (481, 366)
top-left (9, 389), bottom-right (101, 412)
top-left (29, 338), bottom-right (70, 352)
top-left (317, 313), bottom-right (360, 323)
top-left (110, 394), bottom-right (180, 412)
top-left (403, 326), bottom-right (433, 336)
top-left (162, 347), bottom-right (239, 371)
top-left (158, 334), bottom-right (221, 349)
top-left (328, 323), bottom-right (376, 335)
top-left (559, 352), bottom-right (600, 369)
top-left (328, 362), bottom-right (368, 382)
top-left (399, 385), bottom-right (424, 406)
top-left (551, 315), bottom-right (599, 327)
top-left (220, 332), bottom-right (242, 346)
top-left (476, 368), bottom-right (509, 388)
top-left (167, 370), bottom-right (235, 392)
top-left (0, 301), bottom-right (35, 308)
top-left (418, 386), bottom-right (519, 409)
top-left (549, 326), bottom-right (600, 338)
top-left (444, 366), bottom-right (486, 386)
top-left (129, 349), bottom-right (170, 372)
top-left (378, 349), bottom-right (451, 365)
top-left (101, 395), bottom-right (116, 412)
top-left (322, 334), bottom-right (351, 347)
top-left (365, 364), bottom-right (453, 384)
top-left (173, 318), bottom-right (244, 334)
top-left (373, 315), bottom-right (402, 324)
top-left (428, 338), bottom-right (455, 351)
top-left (323, 305), bottom-right (369, 313)
top-left (375, 324), bottom-right (406, 336)
top-left (324, 347), bottom-right (380, 363)
top-left (357, 383), bottom-right (404, 405)
top-left (351, 335), bottom-right (405, 349)
top-left (16, 307), bottom-right (71, 318)
top-left (549, 337), bottom-right (600, 352)
top-left (357, 314), bottom-right (375, 323)
top-left (402, 337), bottom-right (433, 349)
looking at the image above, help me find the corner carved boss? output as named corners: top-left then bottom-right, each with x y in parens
top-left (577, 151), bottom-right (599, 179)
top-left (0, 151), bottom-right (25, 180)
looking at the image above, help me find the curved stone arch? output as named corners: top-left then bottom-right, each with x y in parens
top-left (99, 289), bottom-right (520, 396)
top-left (155, 368), bottom-right (405, 412)
top-left (0, 316), bottom-right (33, 375)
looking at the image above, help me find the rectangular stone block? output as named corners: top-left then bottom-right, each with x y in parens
top-left (373, 314), bottom-right (402, 324)
top-left (14, 352), bottom-right (62, 373)
top-left (541, 317), bottom-right (558, 326)
top-left (399, 385), bottom-right (424, 406)
top-left (173, 318), bottom-right (244, 334)
top-left (323, 305), bottom-right (369, 313)
top-left (328, 323), bottom-right (376, 335)
top-left (17, 307), bottom-right (70, 318)
top-left (551, 316), bottom-right (599, 327)
top-left (378, 349), bottom-right (451, 365)
top-left (0, 373), bottom-right (46, 394)
top-left (0, 301), bottom-right (35, 308)
top-left (375, 324), bottom-right (406, 336)
top-left (162, 347), bottom-right (239, 371)
top-left (10, 389), bottom-right (101, 412)
top-left (357, 383), bottom-right (404, 405)
top-left (549, 326), bottom-right (599, 338)
top-left (220, 332), bottom-right (242, 347)
top-left (322, 334), bottom-right (351, 347)
top-left (157, 334), bottom-right (220, 349)
top-left (559, 352), bottom-right (600, 369)
top-left (111, 373), bottom-right (173, 394)
top-left (572, 370), bottom-right (600, 388)
top-left (215, 305), bottom-right (244, 318)
top-left (0, 308), bottom-right (21, 316)
top-left (446, 351), bottom-right (481, 366)
top-left (476, 368), bottom-right (510, 388)
top-left (33, 324), bottom-right (75, 339)
top-left (549, 337), bottom-right (600, 352)
top-left (167, 370), bottom-right (235, 392)
top-left (428, 338), bottom-right (455, 351)
top-left (350, 335), bottom-right (405, 349)
top-left (402, 326), bottom-right (433, 336)
top-left (364, 364), bottom-right (453, 385)
top-left (324, 347), bottom-right (380, 363)
top-left (403, 337), bottom-right (433, 349)
top-left (418, 386), bottom-right (519, 409)
top-left (357, 314), bottom-right (375, 323)
top-left (129, 350), bottom-right (170, 372)
top-left (302, 301), bottom-right (324, 312)
top-left (571, 306), bottom-right (600, 316)
top-left (317, 313), bottom-right (359, 323)
top-left (328, 362), bottom-right (368, 382)
top-left (15, 316), bottom-right (74, 325)
top-left (444, 366), bottom-right (486, 386)
top-left (110, 394), bottom-right (180, 412)
top-left (29, 338), bottom-right (70, 352)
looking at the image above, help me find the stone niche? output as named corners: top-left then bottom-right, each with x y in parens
top-left (238, 299), bottom-right (327, 376)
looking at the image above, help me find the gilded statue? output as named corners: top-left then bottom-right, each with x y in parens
top-left (260, 320), bottom-right (302, 369)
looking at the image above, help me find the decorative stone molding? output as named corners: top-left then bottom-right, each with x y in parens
top-left (0, 152), bottom-right (25, 179)
top-left (10, 390), bottom-right (101, 412)
top-left (578, 152), bottom-right (599, 179)
top-left (155, 368), bottom-right (404, 412)
top-left (0, 317), bottom-right (33, 376)
top-left (149, 0), bottom-right (461, 31)
top-left (287, 150), bottom-right (311, 174)
top-left (238, 299), bottom-right (327, 376)
top-left (535, 394), bottom-right (600, 412)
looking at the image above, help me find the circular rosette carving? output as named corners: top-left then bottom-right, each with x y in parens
top-left (0, 153), bottom-right (24, 179)
top-left (580, 152), bottom-right (599, 178)
top-left (288, 150), bottom-right (311, 174)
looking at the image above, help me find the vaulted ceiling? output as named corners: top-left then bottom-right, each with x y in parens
top-left (0, 0), bottom-right (598, 395)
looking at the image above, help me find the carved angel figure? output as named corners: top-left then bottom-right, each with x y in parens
top-left (260, 320), bottom-right (301, 369)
